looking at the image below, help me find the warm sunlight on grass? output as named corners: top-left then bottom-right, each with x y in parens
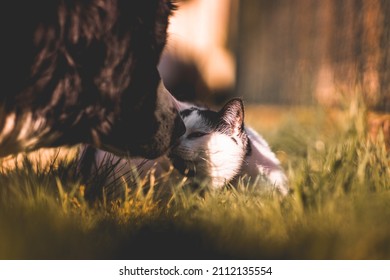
top-left (0, 99), bottom-right (389, 259)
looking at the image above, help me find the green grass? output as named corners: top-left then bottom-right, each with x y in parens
top-left (0, 101), bottom-right (389, 259)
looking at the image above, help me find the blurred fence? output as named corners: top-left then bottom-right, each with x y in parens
top-left (161, 0), bottom-right (390, 111)
top-left (236, 0), bottom-right (390, 111)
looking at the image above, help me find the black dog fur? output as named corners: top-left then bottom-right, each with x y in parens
top-left (0, 0), bottom-right (184, 158)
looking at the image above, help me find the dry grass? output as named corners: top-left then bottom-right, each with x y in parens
top-left (0, 101), bottom-right (389, 259)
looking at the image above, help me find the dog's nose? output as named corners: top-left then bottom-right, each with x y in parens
top-left (173, 114), bottom-right (186, 139)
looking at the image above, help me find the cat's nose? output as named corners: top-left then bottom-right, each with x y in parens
top-left (170, 138), bottom-right (181, 150)
top-left (168, 134), bottom-right (183, 153)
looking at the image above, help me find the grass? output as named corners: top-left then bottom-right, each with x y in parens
top-left (0, 100), bottom-right (389, 259)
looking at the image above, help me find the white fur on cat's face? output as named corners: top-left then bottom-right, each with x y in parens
top-left (169, 99), bottom-right (248, 188)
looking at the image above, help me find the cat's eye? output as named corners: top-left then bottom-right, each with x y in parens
top-left (187, 131), bottom-right (208, 139)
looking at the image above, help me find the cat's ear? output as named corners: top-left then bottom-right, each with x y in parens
top-left (219, 98), bottom-right (245, 135)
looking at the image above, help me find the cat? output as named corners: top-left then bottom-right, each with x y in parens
top-left (79, 98), bottom-right (289, 196)
top-left (170, 98), bottom-right (289, 195)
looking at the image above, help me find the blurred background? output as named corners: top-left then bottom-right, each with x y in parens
top-left (159, 0), bottom-right (390, 112)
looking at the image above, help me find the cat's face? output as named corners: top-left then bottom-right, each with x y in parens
top-left (169, 99), bottom-right (248, 188)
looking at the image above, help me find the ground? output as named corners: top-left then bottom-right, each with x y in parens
top-left (0, 101), bottom-right (389, 259)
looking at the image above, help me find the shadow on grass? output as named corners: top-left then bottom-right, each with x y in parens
top-left (0, 102), bottom-right (389, 260)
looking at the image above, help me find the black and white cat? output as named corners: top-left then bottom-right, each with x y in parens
top-left (79, 98), bottom-right (289, 196)
top-left (170, 98), bottom-right (289, 195)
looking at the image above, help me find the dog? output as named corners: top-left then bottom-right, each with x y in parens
top-left (0, 0), bottom-right (185, 159)
top-left (79, 98), bottom-right (290, 198)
